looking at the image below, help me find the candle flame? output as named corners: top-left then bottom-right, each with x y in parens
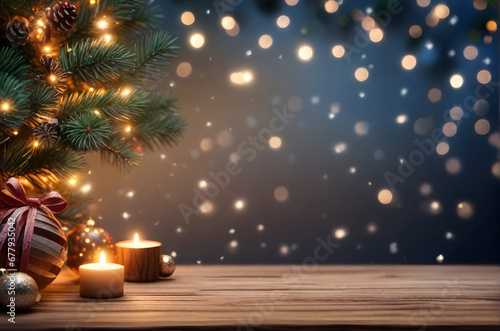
top-left (134, 233), bottom-right (139, 246)
top-left (100, 251), bottom-right (106, 264)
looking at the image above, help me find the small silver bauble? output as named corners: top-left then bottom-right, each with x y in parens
top-left (0, 272), bottom-right (41, 310)
top-left (159, 254), bottom-right (176, 278)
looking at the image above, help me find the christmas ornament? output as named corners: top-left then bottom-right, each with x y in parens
top-left (0, 178), bottom-right (68, 290)
top-left (39, 55), bottom-right (68, 93)
top-left (33, 119), bottom-right (59, 146)
top-left (0, 271), bottom-right (40, 310)
top-left (159, 254), bottom-right (176, 278)
top-left (46, 1), bottom-right (77, 32)
top-left (5, 19), bottom-right (29, 46)
top-left (66, 219), bottom-right (117, 274)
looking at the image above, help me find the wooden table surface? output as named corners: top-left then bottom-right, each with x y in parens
top-left (1, 265), bottom-right (499, 330)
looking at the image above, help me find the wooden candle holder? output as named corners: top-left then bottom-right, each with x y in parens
top-left (116, 240), bottom-right (162, 282)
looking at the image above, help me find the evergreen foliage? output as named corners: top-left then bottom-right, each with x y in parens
top-left (0, 0), bottom-right (185, 225)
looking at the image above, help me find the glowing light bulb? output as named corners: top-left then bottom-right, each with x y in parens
top-left (297, 45), bottom-right (313, 62)
top-left (1, 102), bottom-right (9, 111)
top-left (90, 0), bottom-right (96, 4)
top-left (43, 46), bottom-right (51, 53)
top-left (13, 131), bottom-right (18, 135)
top-left (103, 34), bottom-right (112, 43)
top-left (134, 233), bottom-right (140, 247)
top-left (89, 87), bottom-right (94, 92)
top-left (99, 251), bottom-right (106, 264)
top-left (190, 33), bottom-right (205, 48)
top-left (33, 141), bottom-right (39, 148)
top-left (97, 20), bottom-right (107, 29)
top-left (122, 89), bottom-right (131, 96)
top-left (125, 125), bottom-right (132, 132)
top-left (49, 75), bottom-right (56, 82)
top-left (221, 16), bottom-right (236, 30)
top-left (37, 28), bottom-right (43, 34)
top-left (69, 178), bottom-right (76, 185)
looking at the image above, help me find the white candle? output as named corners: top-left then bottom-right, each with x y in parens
top-left (116, 233), bottom-right (162, 282)
top-left (79, 252), bottom-right (124, 298)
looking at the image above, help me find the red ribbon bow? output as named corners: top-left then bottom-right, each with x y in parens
top-left (0, 178), bottom-right (67, 272)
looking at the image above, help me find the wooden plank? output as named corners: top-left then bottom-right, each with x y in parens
top-left (0, 265), bottom-right (498, 330)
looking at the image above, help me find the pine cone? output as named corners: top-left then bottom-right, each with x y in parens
top-left (46, 2), bottom-right (77, 32)
top-left (39, 55), bottom-right (68, 93)
top-left (34, 119), bottom-right (59, 146)
top-left (5, 19), bottom-right (29, 46)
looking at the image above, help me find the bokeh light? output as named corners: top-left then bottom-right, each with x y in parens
top-left (297, 45), bottom-right (314, 62)
top-left (190, 33), bottom-right (205, 48)
top-left (434, 4), bottom-right (450, 19)
top-left (428, 88), bottom-right (442, 102)
top-left (409, 25), bottom-right (422, 38)
top-left (436, 142), bottom-right (450, 155)
top-left (258, 34), bottom-right (273, 49)
top-left (354, 67), bottom-right (369, 82)
top-left (396, 114), bottom-right (408, 124)
top-left (180, 11), bottom-right (195, 25)
top-left (176, 62), bottom-right (192, 78)
top-left (269, 136), bottom-right (282, 149)
top-left (474, 119), bottom-right (490, 135)
top-left (463, 45), bottom-right (478, 60)
top-left (417, 0), bottom-right (431, 7)
top-left (457, 202), bottom-right (474, 219)
top-left (369, 28), bottom-right (384, 42)
top-left (450, 106), bottom-right (463, 120)
top-left (334, 228), bottom-right (348, 239)
top-left (442, 122), bottom-right (457, 137)
top-left (449, 74), bottom-right (464, 88)
top-left (402, 55), bottom-right (417, 70)
top-left (274, 186), bottom-right (290, 202)
top-left (361, 17), bottom-right (376, 30)
top-left (477, 70), bottom-right (491, 84)
top-left (230, 70), bottom-right (254, 85)
top-left (333, 142), bottom-right (347, 154)
top-left (277, 15), bottom-right (290, 28)
top-left (331, 45), bottom-right (345, 58)
top-left (324, 0), bottom-right (339, 13)
top-left (445, 158), bottom-right (461, 174)
top-left (221, 16), bottom-right (236, 30)
top-left (378, 189), bottom-right (393, 204)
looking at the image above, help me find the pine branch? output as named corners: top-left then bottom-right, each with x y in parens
top-left (131, 93), bottom-right (185, 150)
top-left (58, 88), bottom-right (149, 119)
top-left (0, 47), bottom-right (29, 78)
top-left (0, 71), bottom-right (31, 133)
top-left (115, 2), bottom-right (163, 38)
top-left (0, 0), bottom-right (35, 18)
top-left (55, 188), bottom-right (92, 228)
top-left (62, 112), bottom-right (111, 151)
top-left (0, 135), bottom-right (85, 189)
top-left (25, 84), bottom-right (59, 126)
top-left (59, 0), bottom-right (121, 44)
top-left (59, 39), bottom-right (135, 86)
top-left (60, 0), bottom-right (159, 45)
top-left (129, 31), bottom-right (179, 88)
top-left (100, 136), bottom-right (140, 169)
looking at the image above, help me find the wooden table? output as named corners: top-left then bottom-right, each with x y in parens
top-left (1, 265), bottom-right (499, 330)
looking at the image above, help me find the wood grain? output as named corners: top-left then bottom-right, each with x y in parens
top-left (1, 265), bottom-right (499, 330)
top-left (116, 244), bottom-right (161, 282)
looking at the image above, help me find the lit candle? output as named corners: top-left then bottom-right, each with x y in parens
top-left (116, 234), bottom-right (162, 282)
top-left (79, 252), bottom-right (124, 298)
